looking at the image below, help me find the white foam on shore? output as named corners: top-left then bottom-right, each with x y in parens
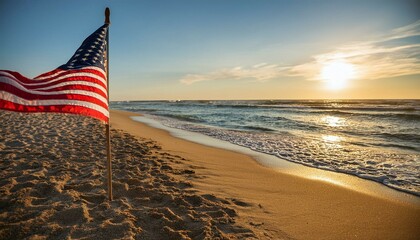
top-left (131, 115), bottom-right (420, 206)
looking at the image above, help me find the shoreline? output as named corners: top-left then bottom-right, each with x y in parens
top-left (131, 114), bottom-right (419, 203)
top-left (110, 109), bottom-right (420, 239)
top-left (111, 99), bottom-right (420, 197)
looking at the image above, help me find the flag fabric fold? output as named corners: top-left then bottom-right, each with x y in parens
top-left (0, 24), bottom-right (109, 122)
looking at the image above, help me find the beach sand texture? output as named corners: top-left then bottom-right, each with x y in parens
top-left (1, 110), bottom-right (419, 239)
top-left (0, 111), bottom-right (257, 239)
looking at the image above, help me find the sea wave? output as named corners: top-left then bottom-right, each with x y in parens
top-left (243, 125), bottom-right (275, 132)
top-left (375, 132), bottom-right (420, 143)
top-left (112, 100), bottom-right (420, 196)
top-left (158, 113), bottom-right (203, 123)
top-left (145, 114), bottom-right (420, 196)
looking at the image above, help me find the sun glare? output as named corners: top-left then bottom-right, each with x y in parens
top-left (321, 59), bottom-right (356, 90)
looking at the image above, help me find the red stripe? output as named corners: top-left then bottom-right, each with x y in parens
top-left (34, 68), bottom-right (63, 79)
top-left (35, 68), bottom-right (106, 81)
top-left (1, 76), bottom-right (107, 99)
top-left (0, 99), bottom-right (108, 122)
top-left (1, 74), bottom-right (107, 92)
top-left (31, 84), bottom-right (107, 99)
top-left (1, 69), bottom-right (106, 86)
top-left (0, 70), bottom-right (32, 82)
top-left (0, 82), bottom-right (108, 110)
top-left (1, 75), bottom-right (108, 98)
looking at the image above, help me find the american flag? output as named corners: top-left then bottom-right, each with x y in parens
top-left (0, 24), bottom-right (110, 122)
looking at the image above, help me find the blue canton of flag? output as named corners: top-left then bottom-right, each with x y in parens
top-left (60, 24), bottom-right (109, 71)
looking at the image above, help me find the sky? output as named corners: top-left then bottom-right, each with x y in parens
top-left (0, 0), bottom-right (419, 100)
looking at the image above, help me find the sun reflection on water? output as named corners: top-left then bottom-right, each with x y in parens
top-left (321, 135), bottom-right (344, 149)
top-left (322, 135), bottom-right (341, 142)
top-left (319, 115), bottom-right (347, 148)
top-left (321, 116), bottom-right (346, 127)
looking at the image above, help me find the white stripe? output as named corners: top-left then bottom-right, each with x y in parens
top-left (0, 69), bottom-right (107, 88)
top-left (35, 66), bottom-right (106, 80)
top-left (0, 76), bottom-right (108, 106)
top-left (37, 71), bottom-right (107, 87)
top-left (33, 81), bottom-right (107, 96)
top-left (29, 72), bottom-right (106, 87)
top-left (0, 71), bottom-right (107, 96)
top-left (34, 70), bottom-right (66, 80)
top-left (0, 71), bottom-right (18, 80)
top-left (0, 91), bottom-right (109, 118)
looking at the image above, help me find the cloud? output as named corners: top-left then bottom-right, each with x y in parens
top-left (387, 20), bottom-right (420, 41)
top-left (289, 20), bottom-right (420, 81)
top-left (290, 42), bottom-right (420, 81)
top-left (180, 63), bottom-right (289, 85)
top-left (180, 20), bottom-right (420, 85)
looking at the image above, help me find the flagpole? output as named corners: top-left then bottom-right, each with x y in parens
top-left (105, 7), bottom-right (112, 201)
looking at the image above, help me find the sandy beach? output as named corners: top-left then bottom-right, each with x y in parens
top-left (1, 110), bottom-right (419, 239)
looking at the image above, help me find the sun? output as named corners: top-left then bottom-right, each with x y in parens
top-left (321, 59), bottom-right (356, 90)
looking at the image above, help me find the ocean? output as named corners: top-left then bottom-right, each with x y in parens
top-left (111, 99), bottom-right (420, 196)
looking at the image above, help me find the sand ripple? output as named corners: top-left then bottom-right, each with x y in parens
top-left (0, 111), bottom-right (256, 239)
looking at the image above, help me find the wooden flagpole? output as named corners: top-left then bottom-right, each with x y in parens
top-left (105, 7), bottom-right (112, 201)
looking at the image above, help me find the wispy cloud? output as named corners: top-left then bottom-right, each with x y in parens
top-left (180, 63), bottom-right (289, 85)
top-left (387, 20), bottom-right (420, 41)
top-left (290, 42), bottom-right (420, 81)
top-left (291, 20), bottom-right (420, 81)
top-left (180, 20), bottom-right (420, 85)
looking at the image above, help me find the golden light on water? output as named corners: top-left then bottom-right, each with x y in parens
top-left (321, 59), bottom-right (357, 90)
top-left (322, 135), bottom-right (342, 142)
top-left (321, 115), bottom-right (345, 147)
top-left (321, 116), bottom-right (346, 127)
top-left (321, 134), bottom-right (344, 150)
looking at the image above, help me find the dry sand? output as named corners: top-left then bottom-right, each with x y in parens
top-left (0, 111), bottom-right (255, 239)
top-left (0, 109), bottom-right (419, 239)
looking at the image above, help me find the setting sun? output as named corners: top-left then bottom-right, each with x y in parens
top-left (321, 59), bottom-right (357, 90)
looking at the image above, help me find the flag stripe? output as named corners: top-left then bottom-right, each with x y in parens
top-left (32, 81), bottom-right (107, 97)
top-left (0, 83), bottom-right (108, 109)
top-left (0, 72), bottom-right (107, 97)
top-left (0, 91), bottom-right (109, 121)
top-left (35, 66), bottom-right (106, 80)
top-left (0, 75), bottom-right (108, 106)
top-left (34, 70), bottom-right (107, 87)
top-left (1, 68), bottom-right (107, 89)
